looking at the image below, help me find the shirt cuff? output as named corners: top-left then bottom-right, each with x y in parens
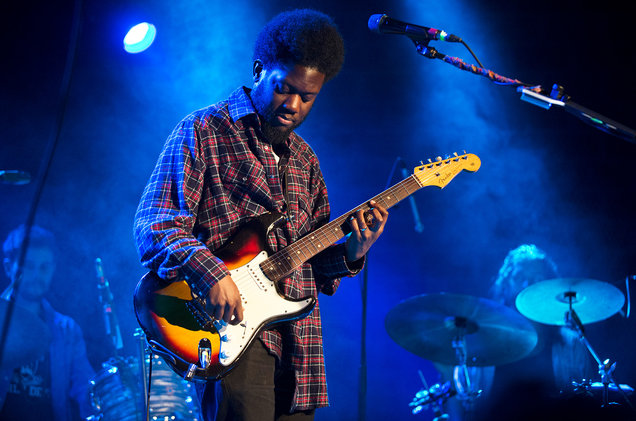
top-left (182, 249), bottom-right (231, 299)
top-left (313, 243), bottom-right (365, 279)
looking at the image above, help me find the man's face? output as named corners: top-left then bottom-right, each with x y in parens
top-left (4, 246), bottom-right (55, 302)
top-left (250, 61), bottom-right (326, 144)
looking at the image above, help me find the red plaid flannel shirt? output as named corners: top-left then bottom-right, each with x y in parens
top-left (134, 87), bottom-right (363, 411)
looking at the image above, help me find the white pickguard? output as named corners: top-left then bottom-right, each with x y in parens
top-left (215, 251), bottom-right (314, 367)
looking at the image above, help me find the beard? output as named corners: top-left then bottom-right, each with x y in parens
top-left (261, 120), bottom-right (292, 147)
top-left (250, 86), bottom-right (301, 147)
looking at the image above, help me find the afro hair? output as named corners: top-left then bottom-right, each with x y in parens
top-left (253, 9), bottom-right (345, 82)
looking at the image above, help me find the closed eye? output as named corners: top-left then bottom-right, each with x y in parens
top-left (275, 82), bottom-right (316, 103)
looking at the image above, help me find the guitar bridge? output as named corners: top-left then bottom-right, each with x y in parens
top-left (186, 299), bottom-right (215, 331)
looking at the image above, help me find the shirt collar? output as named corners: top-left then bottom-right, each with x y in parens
top-left (228, 86), bottom-right (258, 123)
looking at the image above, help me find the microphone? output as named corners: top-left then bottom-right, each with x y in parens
top-left (368, 14), bottom-right (462, 43)
top-left (96, 257), bottom-right (124, 353)
top-left (400, 160), bottom-right (424, 233)
top-left (0, 170), bottom-right (31, 185)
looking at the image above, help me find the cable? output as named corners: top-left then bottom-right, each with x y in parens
top-left (460, 39), bottom-right (484, 68)
top-left (413, 41), bottom-right (542, 93)
top-left (146, 352), bottom-right (154, 421)
top-left (625, 275), bottom-right (632, 318)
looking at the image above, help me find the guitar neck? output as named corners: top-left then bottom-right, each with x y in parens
top-left (260, 174), bottom-right (423, 281)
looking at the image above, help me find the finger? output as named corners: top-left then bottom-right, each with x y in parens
top-left (375, 204), bottom-right (389, 218)
top-left (355, 209), bottom-right (368, 230)
top-left (232, 304), bottom-right (244, 325)
top-left (223, 303), bottom-right (237, 324)
top-left (349, 214), bottom-right (365, 235)
top-left (369, 201), bottom-right (388, 218)
top-left (212, 305), bottom-right (224, 322)
top-left (371, 208), bottom-right (388, 229)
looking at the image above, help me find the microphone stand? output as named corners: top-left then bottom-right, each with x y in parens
top-left (358, 256), bottom-right (368, 421)
top-left (358, 158), bottom-right (420, 420)
top-left (411, 40), bottom-right (636, 144)
top-left (0, 0), bottom-right (83, 367)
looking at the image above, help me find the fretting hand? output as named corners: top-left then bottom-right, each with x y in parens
top-left (345, 200), bottom-right (389, 262)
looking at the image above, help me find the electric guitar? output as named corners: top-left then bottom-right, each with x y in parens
top-left (133, 153), bottom-right (481, 381)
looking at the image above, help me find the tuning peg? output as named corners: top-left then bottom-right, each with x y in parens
top-left (453, 152), bottom-right (458, 157)
top-left (436, 156), bottom-right (442, 161)
top-left (427, 158), bottom-right (432, 164)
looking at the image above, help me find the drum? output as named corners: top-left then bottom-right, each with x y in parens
top-left (89, 357), bottom-right (142, 421)
top-left (146, 354), bottom-right (200, 420)
top-left (89, 355), bottom-right (200, 421)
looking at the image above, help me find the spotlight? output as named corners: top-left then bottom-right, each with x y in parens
top-left (123, 22), bottom-right (156, 54)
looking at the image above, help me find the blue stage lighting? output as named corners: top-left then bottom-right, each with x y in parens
top-left (123, 22), bottom-right (156, 54)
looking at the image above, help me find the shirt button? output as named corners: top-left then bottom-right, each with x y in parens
top-left (264, 145), bottom-right (269, 150)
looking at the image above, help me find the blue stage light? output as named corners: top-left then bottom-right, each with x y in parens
top-left (123, 22), bottom-right (156, 54)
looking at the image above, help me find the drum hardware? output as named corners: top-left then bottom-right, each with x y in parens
top-left (450, 323), bottom-right (482, 406)
top-left (137, 329), bottom-right (202, 421)
top-left (135, 328), bottom-right (150, 421)
top-left (387, 293), bottom-right (537, 417)
top-left (516, 278), bottom-right (635, 412)
top-left (409, 370), bottom-right (454, 419)
top-left (571, 379), bottom-right (634, 398)
top-left (564, 300), bottom-right (633, 411)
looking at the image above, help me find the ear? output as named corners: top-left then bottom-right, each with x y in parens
top-left (253, 60), bottom-right (264, 84)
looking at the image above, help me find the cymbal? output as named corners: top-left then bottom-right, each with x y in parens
top-left (385, 293), bottom-right (538, 366)
top-left (0, 299), bottom-right (51, 369)
top-left (515, 278), bottom-right (625, 326)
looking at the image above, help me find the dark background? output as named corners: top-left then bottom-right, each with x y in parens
top-left (1, 0), bottom-right (634, 419)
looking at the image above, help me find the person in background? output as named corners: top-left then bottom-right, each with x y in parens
top-left (488, 244), bottom-right (593, 394)
top-left (437, 244), bottom-right (595, 420)
top-left (0, 224), bottom-right (95, 421)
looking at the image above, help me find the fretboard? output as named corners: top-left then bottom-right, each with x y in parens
top-left (259, 174), bottom-right (423, 281)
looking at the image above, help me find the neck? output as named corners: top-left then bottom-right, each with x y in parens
top-left (19, 297), bottom-right (42, 315)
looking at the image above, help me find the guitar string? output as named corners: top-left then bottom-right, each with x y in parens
top-left (261, 173), bottom-right (426, 280)
top-left (259, 154), bottom-right (471, 280)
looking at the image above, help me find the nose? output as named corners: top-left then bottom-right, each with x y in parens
top-left (283, 94), bottom-right (301, 114)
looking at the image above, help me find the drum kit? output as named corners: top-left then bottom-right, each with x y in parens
top-left (87, 328), bottom-right (201, 421)
top-left (385, 278), bottom-right (634, 419)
